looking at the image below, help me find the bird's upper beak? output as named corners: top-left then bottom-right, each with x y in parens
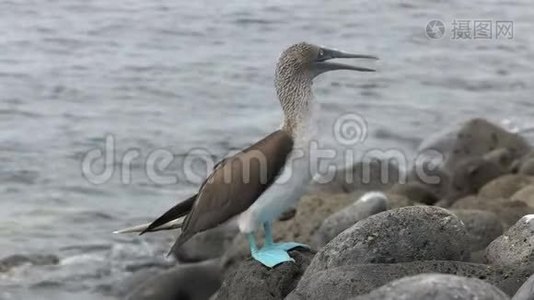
top-left (312, 47), bottom-right (378, 76)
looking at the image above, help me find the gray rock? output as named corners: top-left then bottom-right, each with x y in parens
top-left (313, 192), bottom-right (388, 247)
top-left (484, 148), bottom-right (515, 172)
top-left (450, 196), bottom-right (534, 229)
top-left (304, 206), bottom-right (469, 275)
top-left (383, 192), bottom-right (418, 209)
top-left (511, 185), bottom-right (534, 208)
top-left (214, 249), bottom-right (313, 300)
top-left (310, 159), bottom-right (402, 194)
top-left (469, 249), bottom-right (487, 264)
top-left (408, 164), bottom-right (451, 199)
top-left (519, 158), bottom-right (534, 176)
top-left (486, 215), bottom-right (534, 267)
top-left (511, 159), bottom-right (522, 173)
top-left (451, 209), bottom-right (503, 252)
top-left (352, 273), bottom-right (509, 300)
top-left (126, 260), bottom-right (221, 300)
top-left (479, 174), bottom-right (534, 199)
top-left (288, 260), bottom-right (533, 299)
top-left (172, 221), bottom-right (239, 263)
top-left (445, 118), bottom-right (530, 172)
top-left (388, 182), bottom-right (439, 205)
top-left (0, 254), bottom-right (59, 272)
top-left (112, 267), bottom-right (164, 298)
top-left (446, 157), bottom-right (503, 202)
top-left (513, 273), bottom-right (534, 300)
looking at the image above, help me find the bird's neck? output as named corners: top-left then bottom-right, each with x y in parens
top-left (276, 75), bottom-right (315, 138)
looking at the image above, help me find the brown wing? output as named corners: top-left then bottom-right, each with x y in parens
top-left (172, 130), bottom-right (293, 249)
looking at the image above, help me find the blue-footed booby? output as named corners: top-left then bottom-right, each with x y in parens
top-left (115, 42), bottom-right (377, 267)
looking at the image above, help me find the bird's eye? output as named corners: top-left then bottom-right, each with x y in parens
top-left (319, 49), bottom-right (324, 57)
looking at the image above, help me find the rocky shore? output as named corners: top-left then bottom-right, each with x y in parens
top-left (117, 118), bottom-right (534, 299)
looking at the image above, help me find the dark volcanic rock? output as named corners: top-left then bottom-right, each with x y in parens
top-left (388, 181), bottom-right (439, 205)
top-left (511, 185), bottom-right (534, 208)
top-left (214, 249), bottom-right (313, 300)
top-left (313, 192), bottom-right (388, 247)
top-left (0, 254), bottom-right (59, 272)
top-left (172, 221), bottom-right (239, 263)
top-left (513, 273), bottom-right (534, 300)
top-left (287, 260), bottom-right (533, 299)
top-left (484, 148), bottom-right (515, 172)
top-left (408, 163), bottom-right (450, 199)
top-left (444, 118), bottom-right (530, 171)
top-left (486, 215), bottom-right (534, 267)
top-left (446, 157), bottom-right (503, 202)
top-left (112, 267), bottom-right (164, 298)
top-left (451, 209), bottom-right (503, 252)
top-left (519, 158), bottom-right (534, 176)
top-left (383, 192), bottom-right (418, 209)
top-left (479, 174), bottom-right (534, 199)
top-left (469, 249), bottom-right (487, 264)
top-left (126, 260), bottom-right (221, 300)
top-left (450, 196), bottom-right (534, 228)
top-left (310, 159), bottom-right (402, 194)
top-left (351, 273), bottom-right (509, 300)
top-left (304, 206), bottom-right (469, 275)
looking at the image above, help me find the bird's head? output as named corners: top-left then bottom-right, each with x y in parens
top-left (275, 42), bottom-right (378, 83)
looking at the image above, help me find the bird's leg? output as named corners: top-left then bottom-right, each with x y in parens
top-left (247, 233), bottom-right (258, 254)
top-left (263, 221), bottom-right (274, 246)
top-left (263, 221), bottom-right (309, 251)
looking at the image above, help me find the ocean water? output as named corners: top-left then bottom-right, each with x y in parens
top-left (1, 0), bottom-right (533, 298)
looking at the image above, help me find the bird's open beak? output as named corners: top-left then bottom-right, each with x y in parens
top-left (312, 47), bottom-right (378, 76)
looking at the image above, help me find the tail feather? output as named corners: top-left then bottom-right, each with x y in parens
top-left (139, 194), bottom-right (197, 235)
top-left (113, 218), bottom-right (184, 234)
top-left (113, 223), bottom-right (152, 234)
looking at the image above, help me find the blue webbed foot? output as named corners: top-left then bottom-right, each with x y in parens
top-left (247, 224), bottom-right (309, 268)
top-left (251, 242), bottom-right (310, 268)
top-left (269, 241), bottom-right (309, 252)
top-left (246, 223), bottom-right (311, 268)
top-left (251, 245), bottom-right (295, 268)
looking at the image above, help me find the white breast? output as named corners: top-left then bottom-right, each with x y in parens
top-left (237, 102), bottom-right (320, 233)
